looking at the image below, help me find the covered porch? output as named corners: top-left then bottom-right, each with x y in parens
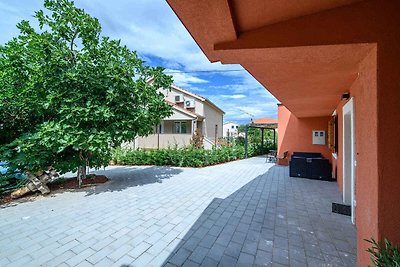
top-left (135, 106), bottom-right (201, 149)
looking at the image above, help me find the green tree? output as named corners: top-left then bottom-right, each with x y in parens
top-left (0, 0), bottom-right (173, 186)
top-left (237, 124), bottom-right (277, 149)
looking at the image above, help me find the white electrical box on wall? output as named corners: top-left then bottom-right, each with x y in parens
top-left (312, 130), bottom-right (326, 145)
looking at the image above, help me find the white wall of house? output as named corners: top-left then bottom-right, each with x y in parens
top-left (160, 87), bottom-right (205, 116)
top-left (223, 122), bottom-right (240, 137)
top-left (191, 98), bottom-right (204, 116)
top-left (167, 109), bottom-right (195, 121)
top-left (136, 134), bottom-right (192, 149)
top-left (203, 104), bottom-right (223, 140)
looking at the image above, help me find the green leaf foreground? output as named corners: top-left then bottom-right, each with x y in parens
top-left (0, 0), bottom-right (173, 177)
top-left (366, 238), bottom-right (400, 267)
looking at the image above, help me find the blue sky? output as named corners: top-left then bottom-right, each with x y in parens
top-left (0, 0), bottom-right (278, 124)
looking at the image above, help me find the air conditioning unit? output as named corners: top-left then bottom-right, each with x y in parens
top-left (175, 94), bottom-right (184, 103)
top-left (185, 99), bottom-right (195, 108)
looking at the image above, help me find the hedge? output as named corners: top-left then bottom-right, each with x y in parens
top-left (111, 145), bottom-right (270, 168)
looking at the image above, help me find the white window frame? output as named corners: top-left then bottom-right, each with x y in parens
top-left (174, 121), bottom-right (188, 134)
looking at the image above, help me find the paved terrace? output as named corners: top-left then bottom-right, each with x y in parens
top-left (0, 157), bottom-right (356, 266)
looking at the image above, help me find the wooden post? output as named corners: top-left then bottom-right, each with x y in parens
top-left (273, 128), bottom-right (276, 150)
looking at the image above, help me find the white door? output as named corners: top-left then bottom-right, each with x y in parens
top-left (343, 98), bottom-right (356, 224)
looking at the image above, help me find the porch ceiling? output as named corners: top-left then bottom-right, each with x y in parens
top-left (230, 0), bottom-right (363, 33)
top-left (167, 0), bottom-right (374, 118)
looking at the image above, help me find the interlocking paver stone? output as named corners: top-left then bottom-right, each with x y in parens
top-left (6, 255), bottom-right (32, 267)
top-left (255, 249), bottom-right (273, 266)
top-left (0, 157), bottom-right (356, 266)
top-left (169, 247), bottom-right (192, 266)
top-left (95, 256), bottom-right (114, 266)
top-left (200, 257), bottom-right (218, 267)
top-left (66, 247), bottom-right (96, 266)
top-left (107, 244), bottom-right (133, 262)
top-left (206, 243), bottom-right (225, 262)
top-left (44, 250), bottom-right (76, 266)
top-left (188, 246), bottom-right (209, 264)
top-left (224, 241), bottom-right (242, 259)
top-left (111, 255), bottom-right (135, 267)
top-left (219, 254), bottom-right (237, 267)
top-left (87, 246), bottom-right (114, 264)
top-left (127, 241), bottom-right (151, 259)
top-left (131, 252), bottom-right (154, 266)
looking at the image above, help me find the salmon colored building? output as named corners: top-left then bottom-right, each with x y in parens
top-left (167, 1), bottom-right (400, 265)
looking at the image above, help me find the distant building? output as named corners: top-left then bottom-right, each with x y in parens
top-left (223, 122), bottom-right (240, 137)
top-left (134, 82), bottom-right (224, 149)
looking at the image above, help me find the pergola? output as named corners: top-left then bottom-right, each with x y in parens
top-left (244, 118), bottom-right (278, 158)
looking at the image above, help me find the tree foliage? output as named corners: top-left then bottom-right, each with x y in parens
top-left (236, 124), bottom-right (277, 148)
top-left (0, 0), bottom-right (173, 176)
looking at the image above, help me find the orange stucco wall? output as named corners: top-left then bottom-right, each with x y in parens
top-left (376, 16), bottom-right (400, 253)
top-left (329, 10), bottom-right (400, 263)
top-left (343, 48), bottom-right (379, 261)
top-left (277, 105), bottom-right (332, 165)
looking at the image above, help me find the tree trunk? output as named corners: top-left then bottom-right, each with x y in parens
top-left (77, 165), bottom-right (86, 188)
top-left (11, 187), bottom-right (31, 199)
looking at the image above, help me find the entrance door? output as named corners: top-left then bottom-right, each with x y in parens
top-left (343, 98), bottom-right (356, 224)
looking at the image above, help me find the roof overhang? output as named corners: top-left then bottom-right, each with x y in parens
top-left (171, 84), bottom-right (225, 115)
top-left (249, 123), bottom-right (277, 129)
top-left (167, 0), bottom-right (376, 118)
top-left (165, 101), bottom-right (198, 119)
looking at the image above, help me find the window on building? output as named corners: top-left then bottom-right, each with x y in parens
top-left (174, 121), bottom-right (187, 134)
top-left (231, 125), bottom-right (234, 129)
top-left (236, 126), bottom-right (239, 129)
top-left (153, 123), bottom-right (164, 134)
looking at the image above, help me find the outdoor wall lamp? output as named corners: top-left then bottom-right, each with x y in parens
top-left (341, 92), bottom-right (350, 100)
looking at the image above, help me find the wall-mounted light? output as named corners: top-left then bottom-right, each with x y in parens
top-left (341, 92), bottom-right (350, 100)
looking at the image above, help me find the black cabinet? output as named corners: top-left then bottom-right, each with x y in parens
top-left (289, 157), bottom-right (308, 178)
top-left (289, 152), bottom-right (333, 181)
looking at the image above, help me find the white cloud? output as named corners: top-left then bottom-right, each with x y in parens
top-left (164, 69), bottom-right (208, 87)
top-left (74, 0), bottom-right (246, 72)
top-left (205, 84), bottom-right (279, 123)
top-left (221, 94), bottom-right (246, 99)
top-left (0, 0), bottom-right (278, 124)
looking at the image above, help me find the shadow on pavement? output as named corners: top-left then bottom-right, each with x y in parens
top-left (161, 165), bottom-right (357, 267)
top-left (83, 166), bottom-right (183, 196)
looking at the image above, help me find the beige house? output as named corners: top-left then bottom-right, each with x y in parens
top-left (135, 84), bottom-right (224, 149)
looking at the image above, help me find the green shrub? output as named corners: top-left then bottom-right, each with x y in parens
top-left (0, 172), bottom-right (28, 196)
top-left (111, 144), bottom-right (269, 168)
top-left (366, 238), bottom-right (400, 267)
